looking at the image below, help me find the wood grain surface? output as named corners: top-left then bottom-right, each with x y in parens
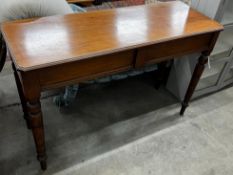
top-left (1, 1), bottom-right (223, 71)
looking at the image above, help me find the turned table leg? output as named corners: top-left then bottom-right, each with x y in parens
top-left (27, 99), bottom-right (47, 170)
top-left (180, 52), bottom-right (209, 115)
top-left (12, 64), bottom-right (31, 129)
top-left (19, 71), bottom-right (47, 170)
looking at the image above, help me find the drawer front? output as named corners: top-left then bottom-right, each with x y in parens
top-left (135, 33), bottom-right (213, 67)
top-left (39, 50), bottom-right (134, 88)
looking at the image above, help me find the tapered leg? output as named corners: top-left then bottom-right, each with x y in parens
top-left (27, 100), bottom-right (47, 170)
top-left (12, 64), bottom-right (31, 129)
top-left (180, 53), bottom-right (208, 115)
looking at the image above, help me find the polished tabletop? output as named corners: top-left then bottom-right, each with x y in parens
top-left (1, 1), bottom-right (223, 71)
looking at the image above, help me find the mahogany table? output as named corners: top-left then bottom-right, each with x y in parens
top-left (1, 1), bottom-right (223, 170)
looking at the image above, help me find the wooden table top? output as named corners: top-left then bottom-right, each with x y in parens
top-left (1, 1), bottom-right (223, 71)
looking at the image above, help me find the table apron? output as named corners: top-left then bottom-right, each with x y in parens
top-left (135, 33), bottom-right (213, 67)
top-left (25, 33), bottom-right (214, 91)
top-left (37, 50), bottom-right (135, 90)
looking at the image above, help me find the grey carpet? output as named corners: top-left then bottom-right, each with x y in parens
top-left (1, 61), bottom-right (233, 175)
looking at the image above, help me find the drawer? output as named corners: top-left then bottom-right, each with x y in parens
top-left (38, 50), bottom-right (134, 88)
top-left (135, 33), bottom-right (213, 67)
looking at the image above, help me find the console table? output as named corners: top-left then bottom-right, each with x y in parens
top-left (1, 1), bottom-right (223, 170)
